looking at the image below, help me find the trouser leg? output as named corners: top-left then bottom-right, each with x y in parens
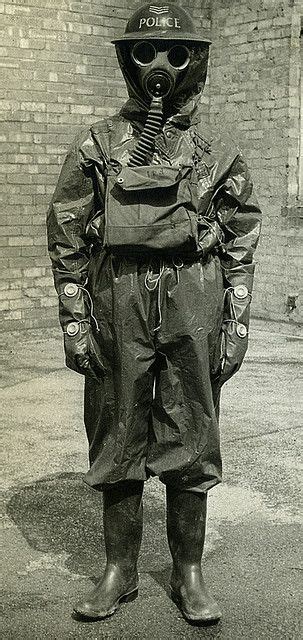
top-left (74, 480), bottom-right (144, 620)
top-left (166, 486), bottom-right (221, 624)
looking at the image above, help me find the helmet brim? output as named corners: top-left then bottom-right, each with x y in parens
top-left (112, 31), bottom-right (211, 44)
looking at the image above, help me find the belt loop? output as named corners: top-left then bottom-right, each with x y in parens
top-left (172, 256), bottom-right (183, 286)
top-left (172, 257), bottom-right (184, 270)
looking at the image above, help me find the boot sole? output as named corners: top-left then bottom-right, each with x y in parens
top-left (171, 589), bottom-right (221, 626)
top-left (73, 587), bottom-right (138, 621)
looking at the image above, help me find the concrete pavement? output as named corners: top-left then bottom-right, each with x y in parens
top-left (1, 319), bottom-right (302, 639)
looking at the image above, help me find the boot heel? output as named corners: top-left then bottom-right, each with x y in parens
top-left (121, 587), bottom-right (138, 604)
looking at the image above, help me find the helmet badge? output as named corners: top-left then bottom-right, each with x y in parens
top-left (139, 5), bottom-right (181, 30)
top-left (149, 5), bottom-right (169, 14)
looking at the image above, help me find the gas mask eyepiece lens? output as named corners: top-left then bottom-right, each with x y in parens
top-left (167, 45), bottom-right (190, 70)
top-left (131, 41), bottom-right (156, 66)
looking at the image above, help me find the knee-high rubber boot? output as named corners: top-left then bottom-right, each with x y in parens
top-left (166, 487), bottom-right (221, 625)
top-left (74, 480), bottom-right (144, 620)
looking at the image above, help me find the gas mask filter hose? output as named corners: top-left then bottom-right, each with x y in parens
top-left (128, 96), bottom-right (163, 167)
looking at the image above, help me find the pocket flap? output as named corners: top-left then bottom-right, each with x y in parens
top-left (115, 165), bottom-right (192, 191)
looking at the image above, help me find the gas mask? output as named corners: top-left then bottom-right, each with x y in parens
top-left (112, 3), bottom-right (211, 166)
top-left (130, 40), bottom-right (191, 100)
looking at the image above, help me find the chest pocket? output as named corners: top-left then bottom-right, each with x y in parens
top-left (104, 164), bottom-right (199, 253)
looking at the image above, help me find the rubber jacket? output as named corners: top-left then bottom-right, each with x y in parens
top-left (47, 48), bottom-right (261, 491)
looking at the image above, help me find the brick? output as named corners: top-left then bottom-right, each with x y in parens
top-left (3, 310), bottom-right (22, 320)
top-left (20, 101), bottom-right (47, 113)
top-left (35, 257), bottom-right (53, 269)
top-left (0, 288), bottom-right (21, 301)
top-left (9, 297), bottom-right (35, 310)
top-left (9, 237), bottom-right (34, 247)
top-left (23, 267), bottom-right (45, 278)
top-left (0, 226), bottom-right (22, 237)
top-left (0, 300), bottom-right (10, 311)
top-left (33, 235), bottom-right (47, 246)
top-left (70, 104), bottom-right (94, 115)
top-left (7, 174), bottom-right (32, 184)
top-left (0, 268), bottom-right (22, 280)
top-left (33, 276), bottom-right (54, 287)
top-left (1, 246), bottom-right (22, 257)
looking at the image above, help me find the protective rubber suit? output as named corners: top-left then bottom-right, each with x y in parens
top-left (47, 2), bottom-right (261, 625)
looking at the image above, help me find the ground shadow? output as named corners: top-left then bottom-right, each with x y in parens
top-left (6, 472), bottom-right (171, 581)
top-left (6, 472), bottom-right (104, 576)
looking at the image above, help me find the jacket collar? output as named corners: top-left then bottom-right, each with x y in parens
top-left (119, 96), bottom-right (201, 131)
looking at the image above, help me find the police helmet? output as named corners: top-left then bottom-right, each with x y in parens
top-left (112, 2), bottom-right (211, 44)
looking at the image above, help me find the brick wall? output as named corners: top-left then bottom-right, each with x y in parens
top-left (209, 0), bottom-right (302, 323)
top-left (0, 0), bottom-right (301, 331)
top-left (0, 0), bottom-right (130, 331)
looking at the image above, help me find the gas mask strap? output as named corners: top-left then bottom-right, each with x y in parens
top-left (128, 96), bottom-right (163, 167)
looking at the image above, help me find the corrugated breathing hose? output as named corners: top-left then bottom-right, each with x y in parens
top-left (128, 97), bottom-right (163, 167)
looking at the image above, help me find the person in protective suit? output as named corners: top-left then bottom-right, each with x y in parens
top-left (47, 2), bottom-right (261, 625)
